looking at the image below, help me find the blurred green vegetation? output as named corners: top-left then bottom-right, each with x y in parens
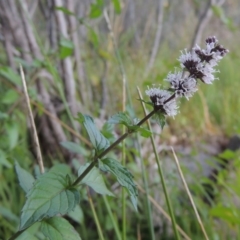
top-left (1, 0), bottom-right (240, 239)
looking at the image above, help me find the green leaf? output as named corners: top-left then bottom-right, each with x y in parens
top-left (0, 66), bottom-right (21, 86)
top-left (89, 0), bottom-right (103, 18)
top-left (60, 141), bottom-right (88, 156)
top-left (210, 205), bottom-right (240, 224)
top-left (78, 163), bottom-right (114, 196)
top-left (138, 127), bottom-right (152, 138)
top-left (55, 6), bottom-right (75, 16)
top-left (211, 5), bottom-right (235, 30)
top-left (112, 0), bottom-right (121, 14)
top-left (67, 205), bottom-right (84, 224)
top-left (218, 149), bottom-right (236, 160)
top-left (1, 89), bottom-right (19, 104)
top-left (88, 28), bottom-right (99, 49)
top-left (101, 123), bottom-right (115, 141)
top-left (137, 98), bottom-right (153, 107)
top-left (154, 112), bottom-right (166, 129)
top-left (20, 165), bottom-right (80, 230)
top-left (108, 112), bottom-right (133, 127)
top-left (59, 37), bottom-right (74, 59)
top-left (100, 158), bottom-right (138, 210)
top-left (77, 113), bottom-right (110, 152)
top-left (15, 162), bottom-right (35, 193)
top-left (0, 149), bottom-right (12, 168)
top-left (0, 206), bottom-right (19, 223)
top-left (16, 231), bottom-right (39, 240)
top-left (41, 217), bottom-right (81, 240)
top-left (6, 122), bottom-right (19, 149)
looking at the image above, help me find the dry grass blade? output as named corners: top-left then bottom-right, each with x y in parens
top-left (20, 65), bottom-right (44, 174)
top-left (171, 147), bottom-right (209, 240)
top-left (138, 184), bottom-right (192, 240)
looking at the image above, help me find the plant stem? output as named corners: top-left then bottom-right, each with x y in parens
top-left (153, 149), bottom-right (180, 240)
top-left (88, 188), bottom-right (105, 240)
top-left (141, 99), bottom-right (180, 240)
top-left (72, 110), bottom-right (157, 186)
top-left (103, 196), bottom-right (121, 240)
top-left (137, 88), bottom-right (156, 240)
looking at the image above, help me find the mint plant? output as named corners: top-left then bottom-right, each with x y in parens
top-left (11, 37), bottom-right (228, 240)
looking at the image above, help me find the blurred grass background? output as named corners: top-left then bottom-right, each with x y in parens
top-left (0, 0), bottom-right (240, 239)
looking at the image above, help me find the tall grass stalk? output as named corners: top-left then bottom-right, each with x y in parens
top-left (171, 147), bottom-right (209, 240)
top-left (103, 196), bottom-right (121, 240)
top-left (88, 188), bottom-right (105, 240)
top-left (137, 87), bottom-right (180, 240)
top-left (138, 184), bottom-right (192, 240)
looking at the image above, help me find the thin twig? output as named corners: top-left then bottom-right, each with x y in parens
top-left (20, 65), bottom-right (44, 174)
top-left (171, 147), bottom-right (209, 240)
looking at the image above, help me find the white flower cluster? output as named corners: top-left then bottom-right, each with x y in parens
top-left (146, 36), bottom-right (228, 117)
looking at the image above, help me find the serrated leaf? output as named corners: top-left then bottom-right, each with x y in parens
top-left (101, 158), bottom-right (138, 210)
top-left (15, 162), bottom-right (35, 193)
top-left (41, 217), bottom-right (81, 240)
top-left (101, 123), bottom-right (115, 141)
top-left (108, 112), bottom-right (133, 127)
top-left (78, 163), bottom-right (114, 196)
top-left (60, 141), bottom-right (88, 156)
top-left (154, 112), bottom-right (166, 129)
top-left (77, 113), bottom-right (110, 152)
top-left (20, 165), bottom-right (80, 230)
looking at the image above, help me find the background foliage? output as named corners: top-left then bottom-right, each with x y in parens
top-left (0, 0), bottom-right (240, 239)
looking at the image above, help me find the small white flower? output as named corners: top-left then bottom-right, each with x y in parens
top-left (165, 71), bottom-right (183, 89)
top-left (165, 71), bottom-right (198, 99)
top-left (163, 100), bottom-right (178, 117)
top-left (196, 62), bottom-right (216, 84)
top-left (178, 49), bottom-right (200, 69)
top-left (145, 87), bottom-right (171, 106)
top-left (146, 86), bottom-right (178, 117)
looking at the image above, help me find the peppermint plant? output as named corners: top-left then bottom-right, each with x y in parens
top-left (12, 37), bottom-right (228, 240)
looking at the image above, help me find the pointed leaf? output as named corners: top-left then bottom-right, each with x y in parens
top-left (55, 6), bottom-right (75, 16)
top-left (15, 162), bottom-right (35, 193)
top-left (108, 112), bottom-right (133, 127)
top-left (78, 163), bottom-right (114, 196)
top-left (0, 149), bottom-right (12, 168)
top-left (60, 141), bottom-right (88, 156)
top-left (20, 165), bottom-right (80, 230)
top-left (154, 112), bottom-right (166, 129)
top-left (41, 217), bottom-right (81, 240)
top-left (77, 114), bottom-right (110, 152)
top-left (137, 127), bottom-right (152, 138)
top-left (101, 158), bottom-right (138, 210)
top-left (137, 98), bottom-right (153, 107)
top-left (67, 205), bottom-right (84, 224)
